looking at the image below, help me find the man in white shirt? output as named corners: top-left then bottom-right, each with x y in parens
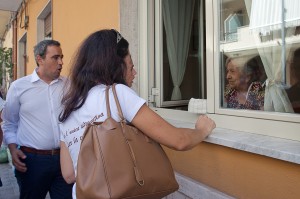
top-left (2, 40), bottom-right (73, 198)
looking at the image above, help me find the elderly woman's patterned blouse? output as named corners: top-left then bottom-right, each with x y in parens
top-left (224, 82), bottom-right (265, 110)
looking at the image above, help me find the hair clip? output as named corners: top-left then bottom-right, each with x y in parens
top-left (117, 33), bottom-right (122, 43)
top-left (111, 29), bottom-right (123, 44)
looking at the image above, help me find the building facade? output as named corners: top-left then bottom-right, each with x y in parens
top-left (1, 0), bottom-right (300, 198)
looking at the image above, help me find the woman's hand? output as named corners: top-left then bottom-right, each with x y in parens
top-left (195, 115), bottom-right (216, 139)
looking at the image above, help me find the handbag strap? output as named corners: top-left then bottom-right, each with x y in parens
top-left (105, 84), bottom-right (126, 122)
top-left (105, 86), bottom-right (111, 118)
top-left (105, 84), bottom-right (145, 186)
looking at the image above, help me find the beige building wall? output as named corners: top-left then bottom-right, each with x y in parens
top-left (53, 0), bottom-right (120, 76)
top-left (16, 0), bottom-right (49, 75)
top-left (15, 0), bottom-right (120, 76)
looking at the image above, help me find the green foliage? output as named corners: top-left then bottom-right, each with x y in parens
top-left (0, 47), bottom-right (13, 84)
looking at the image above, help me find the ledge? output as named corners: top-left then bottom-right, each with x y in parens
top-left (164, 172), bottom-right (234, 199)
top-left (165, 118), bottom-right (300, 165)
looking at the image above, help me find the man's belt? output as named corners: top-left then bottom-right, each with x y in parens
top-left (20, 146), bottom-right (60, 155)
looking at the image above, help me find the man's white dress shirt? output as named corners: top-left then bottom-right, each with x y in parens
top-left (2, 68), bottom-right (66, 149)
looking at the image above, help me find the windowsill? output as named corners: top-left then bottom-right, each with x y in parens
top-left (207, 128), bottom-right (300, 164)
top-left (166, 118), bottom-right (300, 164)
top-left (152, 108), bottom-right (300, 165)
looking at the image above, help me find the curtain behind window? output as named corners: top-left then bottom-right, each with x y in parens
top-left (162, 0), bottom-right (195, 100)
top-left (245, 0), bottom-right (295, 112)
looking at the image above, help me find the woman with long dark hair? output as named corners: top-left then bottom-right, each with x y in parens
top-left (59, 29), bottom-right (216, 198)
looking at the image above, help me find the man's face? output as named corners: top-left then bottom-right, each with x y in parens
top-left (37, 45), bottom-right (63, 83)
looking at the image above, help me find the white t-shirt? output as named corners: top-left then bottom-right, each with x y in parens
top-left (59, 84), bottom-right (146, 198)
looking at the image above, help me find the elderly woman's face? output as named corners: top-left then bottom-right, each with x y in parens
top-left (124, 52), bottom-right (137, 87)
top-left (226, 60), bottom-right (242, 89)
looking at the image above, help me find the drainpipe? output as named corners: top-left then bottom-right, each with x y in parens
top-left (12, 1), bottom-right (27, 81)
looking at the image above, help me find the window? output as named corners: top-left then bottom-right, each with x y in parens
top-left (219, 0), bottom-right (300, 116)
top-left (17, 33), bottom-right (27, 78)
top-left (37, 1), bottom-right (52, 42)
top-left (224, 13), bottom-right (243, 42)
top-left (139, 0), bottom-right (300, 141)
top-left (153, 0), bottom-right (206, 111)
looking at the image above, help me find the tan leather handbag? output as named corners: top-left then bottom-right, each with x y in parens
top-left (76, 84), bottom-right (179, 199)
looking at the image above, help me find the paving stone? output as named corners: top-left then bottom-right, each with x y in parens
top-left (0, 163), bottom-right (50, 199)
top-left (0, 163), bottom-right (19, 199)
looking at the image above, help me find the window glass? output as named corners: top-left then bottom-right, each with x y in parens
top-left (161, 0), bottom-right (206, 110)
top-left (220, 0), bottom-right (300, 114)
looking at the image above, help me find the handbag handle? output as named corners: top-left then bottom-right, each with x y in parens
top-left (105, 84), bottom-right (125, 122)
top-left (105, 84), bottom-right (145, 186)
top-left (105, 86), bottom-right (111, 118)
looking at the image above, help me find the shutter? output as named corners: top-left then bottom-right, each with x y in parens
top-left (44, 13), bottom-right (52, 37)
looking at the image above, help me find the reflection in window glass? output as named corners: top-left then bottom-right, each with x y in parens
top-left (220, 0), bottom-right (300, 114)
top-left (223, 55), bottom-right (265, 110)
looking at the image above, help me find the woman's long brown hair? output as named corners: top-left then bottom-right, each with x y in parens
top-left (59, 29), bottom-right (129, 122)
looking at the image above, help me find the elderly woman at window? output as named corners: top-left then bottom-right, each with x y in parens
top-left (224, 56), bottom-right (265, 110)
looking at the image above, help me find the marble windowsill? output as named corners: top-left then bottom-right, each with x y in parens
top-left (166, 118), bottom-right (300, 165)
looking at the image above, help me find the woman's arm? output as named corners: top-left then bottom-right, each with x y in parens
top-left (131, 105), bottom-right (215, 151)
top-left (60, 141), bottom-right (75, 184)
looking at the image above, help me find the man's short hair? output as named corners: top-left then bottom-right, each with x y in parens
top-left (34, 40), bottom-right (60, 66)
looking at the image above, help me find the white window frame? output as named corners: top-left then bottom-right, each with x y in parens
top-left (212, 1), bottom-right (300, 120)
top-left (154, 0), bottom-right (163, 108)
top-left (138, 0), bottom-right (300, 141)
top-left (37, 0), bottom-right (51, 42)
top-left (153, 0), bottom-right (197, 108)
top-left (17, 32), bottom-right (27, 78)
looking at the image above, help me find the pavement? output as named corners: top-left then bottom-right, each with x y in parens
top-left (0, 162), bottom-right (19, 199)
top-left (0, 149), bottom-right (50, 199)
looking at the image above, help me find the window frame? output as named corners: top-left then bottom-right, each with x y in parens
top-left (37, 0), bottom-right (52, 42)
top-left (213, 0), bottom-right (300, 123)
top-left (138, 0), bottom-right (300, 141)
top-left (17, 32), bottom-right (27, 78)
top-left (153, 0), bottom-right (203, 108)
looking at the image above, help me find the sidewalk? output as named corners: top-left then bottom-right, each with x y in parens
top-left (0, 162), bottom-right (51, 199)
top-left (0, 162), bottom-right (19, 199)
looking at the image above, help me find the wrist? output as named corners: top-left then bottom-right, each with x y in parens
top-left (8, 143), bottom-right (18, 151)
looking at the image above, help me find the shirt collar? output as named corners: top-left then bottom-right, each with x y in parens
top-left (31, 67), bottom-right (63, 83)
